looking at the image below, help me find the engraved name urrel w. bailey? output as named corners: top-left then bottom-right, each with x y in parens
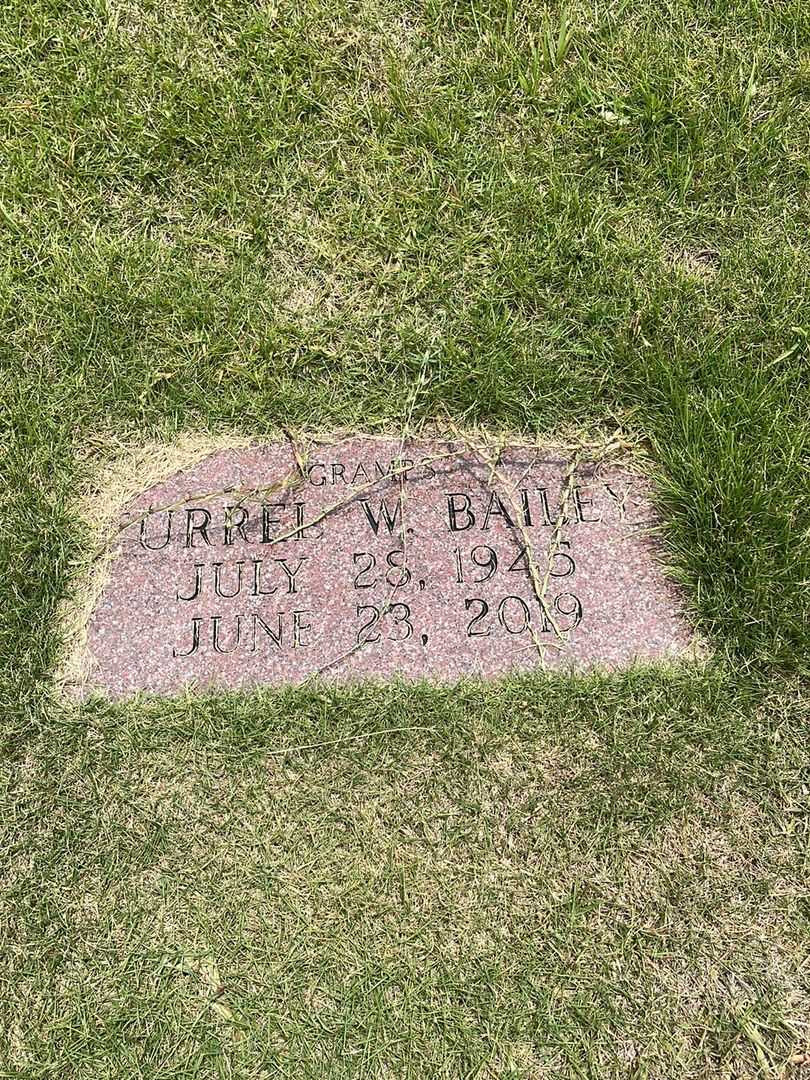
top-left (84, 437), bottom-right (692, 697)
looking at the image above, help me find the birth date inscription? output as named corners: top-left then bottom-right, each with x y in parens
top-left (82, 436), bottom-right (692, 697)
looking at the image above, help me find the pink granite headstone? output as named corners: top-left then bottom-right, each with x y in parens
top-left (82, 437), bottom-right (693, 697)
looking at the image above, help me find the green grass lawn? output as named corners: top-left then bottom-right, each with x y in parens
top-left (2, 0), bottom-right (809, 1075)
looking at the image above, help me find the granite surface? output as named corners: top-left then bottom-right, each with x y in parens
top-left (84, 437), bottom-right (694, 696)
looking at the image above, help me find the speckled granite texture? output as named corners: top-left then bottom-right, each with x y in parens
top-left (84, 437), bottom-right (694, 697)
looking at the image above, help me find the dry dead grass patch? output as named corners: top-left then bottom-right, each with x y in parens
top-left (55, 431), bottom-right (253, 692)
top-left (6, 714), bottom-right (806, 1077)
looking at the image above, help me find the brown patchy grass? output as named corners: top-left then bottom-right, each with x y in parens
top-left (4, 680), bottom-right (807, 1076)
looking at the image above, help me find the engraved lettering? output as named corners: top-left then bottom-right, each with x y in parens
top-left (507, 546), bottom-right (530, 575)
top-left (554, 592), bottom-right (583, 629)
top-left (293, 609), bottom-right (312, 647)
top-left (355, 603), bottom-right (413, 643)
top-left (531, 488), bottom-right (554, 527)
top-left (173, 616), bottom-right (202, 657)
top-left (97, 440), bottom-right (683, 695)
top-left (140, 511), bottom-right (173, 550)
top-left (360, 497), bottom-right (402, 536)
top-left (213, 561), bottom-right (244, 599)
top-left (520, 489), bottom-right (533, 526)
top-left (471, 545), bottom-right (497, 581)
top-left (294, 501), bottom-right (323, 541)
top-left (353, 552), bottom-right (378, 588)
top-left (252, 612), bottom-right (283, 648)
top-left (388, 602), bottom-right (413, 640)
top-left (550, 541), bottom-right (576, 577)
top-left (307, 463), bottom-right (326, 485)
top-left (261, 503), bottom-right (286, 543)
top-left (498, 595), bottom-right (530, 634)
top-left (278, 556), bottom-right (308, 594)
top-left (604, 482), bottom-right (632, 522)
top-left (252, 558), bottom-right (277, 596)
top-left (447, 493), bottom-right (475, 531)
top-left (385, 549), bottom-right (411, 588)
top-left (573, 487), bottom-right (601, 524)
top-left (177, 562), bottom-right (204, 601)
top-left (224, 506), bottom-right (251, 545)
top-left (465, 598), bottom-right (490, 636)
top-left (185, 508), bottom-right (212, 548)
top-left (453, 547), bottom-right (464, 582)
top-left (212, 613), bottom-right (244, 654)
top-left (482, 493), bottom-right (514, 530)
top-left (356, 604), bottom-right (381, 643)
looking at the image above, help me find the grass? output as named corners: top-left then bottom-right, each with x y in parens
top-left (1, 0), bottom-right (809, 1075)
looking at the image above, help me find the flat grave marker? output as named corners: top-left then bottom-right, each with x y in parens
top-left (79, 435), bottom-right (694, 697)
